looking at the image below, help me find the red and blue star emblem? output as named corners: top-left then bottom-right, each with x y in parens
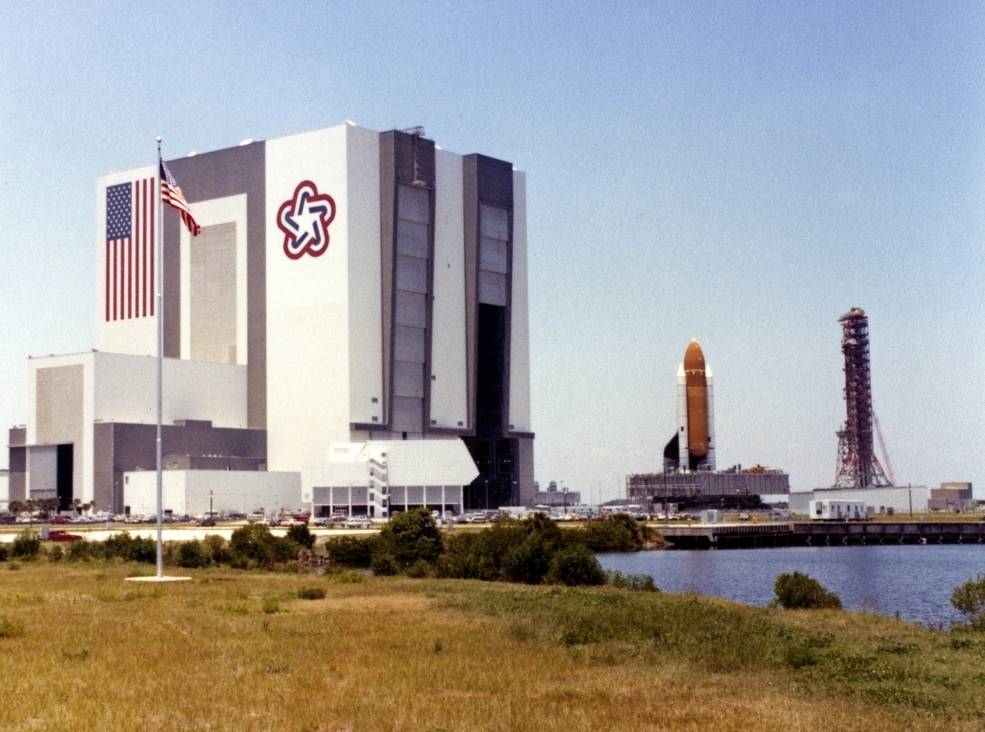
top-left (277, 180), bottom-right (336, 259)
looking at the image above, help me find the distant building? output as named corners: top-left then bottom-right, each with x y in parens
top-left (531, 484), bottom-right (581, 507)
top-left (302, 440), bottom-right (478, 517)
top-left (928, 482), bottom-right (976, 512)
top-left (789, 485), bottom-right (929, 515)
top-left (626, 467), bottom-right (789, 509)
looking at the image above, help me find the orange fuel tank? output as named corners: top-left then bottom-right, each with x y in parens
top-left (683, 340), bottom-right (709, 459)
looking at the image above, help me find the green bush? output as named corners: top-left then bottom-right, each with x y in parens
top-left (176, 540), bottom-right (211, 569)
top-left (229, 524), bottom-right (300, 569)
top-left (951, 575), bottom-right (985, 630)
top-left (774, 572), bottom-right (842, 610)
top-left (607, 570), bottom-right (659, 592)
top-left (574, 514), bottom-right (652, 552)
top-left (297, 586), bottom-right (326, 600)
top-left (203, 535), bottom-right (229, 564)
top-left (370, 553), bottom-right (399, 576)
top-left (0, 543), bottom-right (8, 562)
top-left (287, 523), bottom-right (316, 550)
top-left (406, 558), bottom-right (432, 578)
top-left (546, 545), bottom-right (607, 586)
top-left (45, 544), bottom-right (64, 562)
top-left (324, 535), bottom-right (376, 568)
top-left (376, 508), bottom-right (443, 569)
top-left (101, 533), bottom-right (156, 563)
top-left (11, 532), bottom-right (41, 560)
top-left (325, 570), bottom-right (366, 584)
top-left (0, 616), bottom-right (24, 639)
top-left (503, 532), bottom-right (554, 584)
top-left (65, 539), bottom-right (92, 562)
top-left (438, 516), bottom-right (567, 584)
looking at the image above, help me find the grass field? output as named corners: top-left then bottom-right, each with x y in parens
top-left (1, 563), bottom-right (984, 731)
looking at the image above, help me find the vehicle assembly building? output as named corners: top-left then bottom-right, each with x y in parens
top-left (6, 122), bottom-right (534, 517)
top-left (629, 341), bottom-right (789, 509)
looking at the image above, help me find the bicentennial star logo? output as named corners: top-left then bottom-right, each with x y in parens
top-left (277, 180), bottom-right (337, 260)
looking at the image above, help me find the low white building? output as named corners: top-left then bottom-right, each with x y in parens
top-left (808, 499), bottom-right (867, 521)
top-left (0, 469), bottom-right (8, 511)
top-left (123, 470), bottom-right (300, 517)
top-left (790, 485), bottom-right (929, 516)
top-left (303, 439), bottom-right (479, 519)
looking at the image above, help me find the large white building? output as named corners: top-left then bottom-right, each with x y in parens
top-left (7, 123), bottom-right (534, 517)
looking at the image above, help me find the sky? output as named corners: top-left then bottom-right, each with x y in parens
top-left (1, 1), bottom-right (983, 501)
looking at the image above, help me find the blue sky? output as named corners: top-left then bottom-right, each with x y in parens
top-left (1, 1), bottom-right (983, 499)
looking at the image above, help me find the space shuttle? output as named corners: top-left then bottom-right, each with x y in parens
top-left (663, 340), bottom-right (716, 472)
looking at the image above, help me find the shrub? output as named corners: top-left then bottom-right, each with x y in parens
top-left (102, 533), bottom-right (156, 563)
top-left (547, 545), bottom-right (606, 586)
top-left (607, 570), bottom-right (659, 592)
top-left (406, 559), bottom-right (432, 579)
top-left (370, 553), bottom-right (399, 576)
top-left (287, 523), bottom-right (316, 550)
top-left (45, 544), bottom-right (64, 562)
top-left (229, 524), bottom-right (300, 569)
top-left (377, 508), bottom-right (443, 569)
top-left (297, 587), bottom-right (326, 600)
top-left (326, 570), bottom-right (366, 584)
top-left (774, 572), bottom-right (842, 610)
top-left (203, 535), bottom-right (229, 564)
top-left (0, 544), bottom-right (8, 562)
top-left (11, 532), bottom-right (41, 560)
top-left (438, 516), bottom-right (567, 584)
top-left (575, 514), bottom-right (647, 552)
top-left (65, 540), bottom-right (92, 562)
top-left (504, 532), bottom-right (553, 584)
top-left (324, 535), bottom-right (376, 568)
top-left (951, 575), bottom-right (985, 630)
top-left (176, 540), bottom-right (211, 569)
top-left (0, 617), bottom-right (24, 639)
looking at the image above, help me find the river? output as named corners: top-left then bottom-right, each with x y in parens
top-left (598, 544), bottom-right (985, 626)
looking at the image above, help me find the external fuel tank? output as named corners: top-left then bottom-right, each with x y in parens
top-left (683, 340), bottom-right (709, 459)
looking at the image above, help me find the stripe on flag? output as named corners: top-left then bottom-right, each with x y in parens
top-left (105, 178), bottom-right (155, 321)
top-left (160, 159), bottom-right (201, 236)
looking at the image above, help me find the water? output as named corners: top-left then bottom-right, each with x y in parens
top-left (598, 545), bottom-right (985, 626)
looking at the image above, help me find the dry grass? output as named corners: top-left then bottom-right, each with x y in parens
top-left (0, 563), bottom-right (983, 731)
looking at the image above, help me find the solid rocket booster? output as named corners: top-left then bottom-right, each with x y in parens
top-left (683, 340), bottom-right (709, 459)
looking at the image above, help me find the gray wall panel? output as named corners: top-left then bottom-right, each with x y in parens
top-left (167, 141), bottom-right (266, 429)
top-left (394, 291), bottom-right (427, 328)
top-left (393, 325), bottom-right (426, 363)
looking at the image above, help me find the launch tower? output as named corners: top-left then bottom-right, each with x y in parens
top-left (833, 308), bottom-right (892, 488)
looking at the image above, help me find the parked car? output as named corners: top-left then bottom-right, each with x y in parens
top-left (48, 530), bottom-right (83, 543)
top-left (343, 516), bottom-right (373, 529)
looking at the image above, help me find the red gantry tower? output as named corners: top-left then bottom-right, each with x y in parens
top-left (833, 308), bottom-right (892, 488)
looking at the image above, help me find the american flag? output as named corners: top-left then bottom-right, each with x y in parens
top-left (160, 159), bottom-right (201, 236)
top-left (105, 178), bottom-right (154, 321)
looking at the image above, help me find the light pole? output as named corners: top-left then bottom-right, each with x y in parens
top-left (562, 486), bottom-right (568, 516)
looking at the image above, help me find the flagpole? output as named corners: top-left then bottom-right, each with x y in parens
top-left (155, 137), bottom-right (164, 579)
